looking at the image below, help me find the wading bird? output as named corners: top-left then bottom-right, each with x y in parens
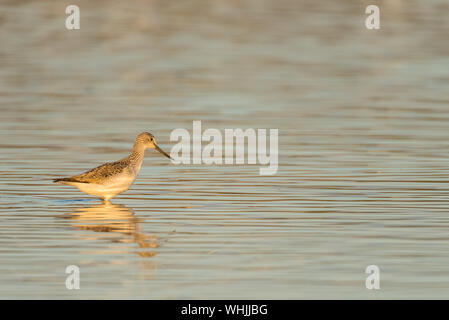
top-left (54, 132), bottom-right (172, 201)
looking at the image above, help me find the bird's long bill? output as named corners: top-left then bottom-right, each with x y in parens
top-left (155, 144), bottom-right (172, 160)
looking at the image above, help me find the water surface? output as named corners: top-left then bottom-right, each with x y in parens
top-left (1, 0), bottom-right (449, 299)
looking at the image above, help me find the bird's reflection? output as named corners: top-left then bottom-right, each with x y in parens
top-left (62, 202), bottom-right (158, 258)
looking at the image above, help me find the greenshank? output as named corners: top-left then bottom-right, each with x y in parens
top-left (54, 132), bottom-right (172, 201)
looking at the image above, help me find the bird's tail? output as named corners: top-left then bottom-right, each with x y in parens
top-left (53, 177), bottom-right (80, 183)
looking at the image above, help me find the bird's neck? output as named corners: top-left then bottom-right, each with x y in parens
top-left (129, 144), bottom-right (145, 167)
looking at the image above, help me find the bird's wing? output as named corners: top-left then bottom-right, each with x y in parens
top-left (55, 160), bottom-right (129, 184)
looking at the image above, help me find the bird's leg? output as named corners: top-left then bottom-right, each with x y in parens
top-left (101, 197), bottom-right (112, 204)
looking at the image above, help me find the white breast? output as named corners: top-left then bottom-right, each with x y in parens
top-left (75, 171), bottom-right (137, 199)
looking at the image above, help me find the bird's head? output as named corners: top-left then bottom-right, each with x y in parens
top-left (135, 132), bottom-right (172, 160)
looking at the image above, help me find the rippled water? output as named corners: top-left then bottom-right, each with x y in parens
top-left (1, 0), bottom-right (449, 299)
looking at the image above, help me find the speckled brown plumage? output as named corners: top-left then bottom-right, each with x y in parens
top-left (54, 156), bottom-right (138, 184)
top-left (53, 132), bottom-right (172, 201)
